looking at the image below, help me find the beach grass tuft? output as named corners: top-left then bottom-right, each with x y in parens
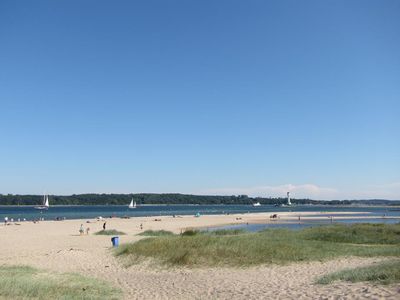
top-left (0, 265), bottom-right (121, 300)
top-left (209, 229), bottom-right (246, 236)
top-left (180, 229), bottom-right (200, 236)
top-left (138, 230), bottom-right (175, 236)
top-left (317, 260), bottom-right (400, 284)
top-left (94, 229), bottom-right (126, 235)
top-left (115, 223), bottom-right (400, 267)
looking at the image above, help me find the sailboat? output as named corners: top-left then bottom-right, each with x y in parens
top-left (128, 198), bottom-right (137, 209)
top-left (35, 195), bottom-right (49, 210)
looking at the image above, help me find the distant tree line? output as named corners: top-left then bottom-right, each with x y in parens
top-left (0, 193), bottom-right (399, 206)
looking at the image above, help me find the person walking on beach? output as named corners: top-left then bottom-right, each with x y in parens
top-left (103, 222), bottom-right (106, 231)
top-left (86, 227), bottom-right (90, 235)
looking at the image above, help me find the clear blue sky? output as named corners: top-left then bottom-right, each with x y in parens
top-left (0, 1), bottom-right (399, 199)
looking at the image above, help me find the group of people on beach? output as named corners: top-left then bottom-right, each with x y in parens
top-left (4, 216), bottom-right (28, 225)
top-left (79, 224), bottom-right (90, 235)
top-left (78, 220), bottom-right (108, 235)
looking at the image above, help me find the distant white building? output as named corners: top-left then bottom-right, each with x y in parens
top-left (287, 192), bottom-right (291, 205)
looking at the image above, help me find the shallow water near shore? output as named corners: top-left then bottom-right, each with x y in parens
top-left (1, 204), bottom-right (399, 222)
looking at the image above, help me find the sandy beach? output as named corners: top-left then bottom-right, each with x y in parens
top-left (1, 211), bottom-right (399, 299)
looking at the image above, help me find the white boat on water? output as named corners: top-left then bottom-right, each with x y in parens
top-left (252, 202), bottom-right (261, 207)
top-left (128, 199), bottom-right (137, 209)
top-left (35, 195), bottom-right (49, 210)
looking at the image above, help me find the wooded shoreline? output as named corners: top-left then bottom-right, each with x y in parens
top-left (1, 193), bottom-right (399, 206)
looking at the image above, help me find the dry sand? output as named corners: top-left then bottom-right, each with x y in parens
top-left (1, 212), bottom-right (399, 299)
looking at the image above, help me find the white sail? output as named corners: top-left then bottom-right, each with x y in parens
top-left (129, 198), bottom-right (136, 209)
top-left (35, 194), bottom-right (49, 210)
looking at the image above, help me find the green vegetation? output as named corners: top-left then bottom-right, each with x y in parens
top-left (94, 229), bottom-right (126, 235)
top-left (0, 265), bottom-right (120, 300)
top-left (300, 223), bottom-right (400, 244)
top-left (208, 229), bottom-right (246, 235)
top-left (318, 260), bottom-right (400, 285)
top-left (138, 229), bottom-right (245, 237)
top-left (115, 223), bottom-right (400, 267)
top-left (2, 193), bottom-right (399, 205)
top-left (181, 229), bottom-right (200, 236)
top-left (138, 230), bottom-right (174, 236)
top-left (137, 229), bottom-right (246, 238)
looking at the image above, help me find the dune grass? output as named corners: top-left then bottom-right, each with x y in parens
top-left (317, 260), bottom-right (400, 285)
top-left (300, 223), bottom-right (400, 244)
top-left (208, 229), bottom-right (247, 236)
top-left (115, 223), bottom-right (400, 267)
top-left (0, 265), bottom-right (121, 300)
top-left (137, 229), bottom-right (244, 237)
top-left (138, 230), bottom-right (175, 236)
top-left (94, 229), bottom-right (126, 235)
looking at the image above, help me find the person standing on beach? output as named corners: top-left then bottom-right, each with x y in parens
top-left (79, 224), bottom-right (84, 235)
top-left (103, 222), bottom-right (106, 230)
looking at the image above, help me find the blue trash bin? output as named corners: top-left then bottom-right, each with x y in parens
top-left (111, 236), bottom-right (119, 247)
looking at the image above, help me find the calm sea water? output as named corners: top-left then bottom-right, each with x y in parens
top-left (1, 205), bottom-right (399, 224)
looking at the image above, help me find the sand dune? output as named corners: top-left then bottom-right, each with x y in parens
top-left (1, 212), bottom-right (399, 299)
